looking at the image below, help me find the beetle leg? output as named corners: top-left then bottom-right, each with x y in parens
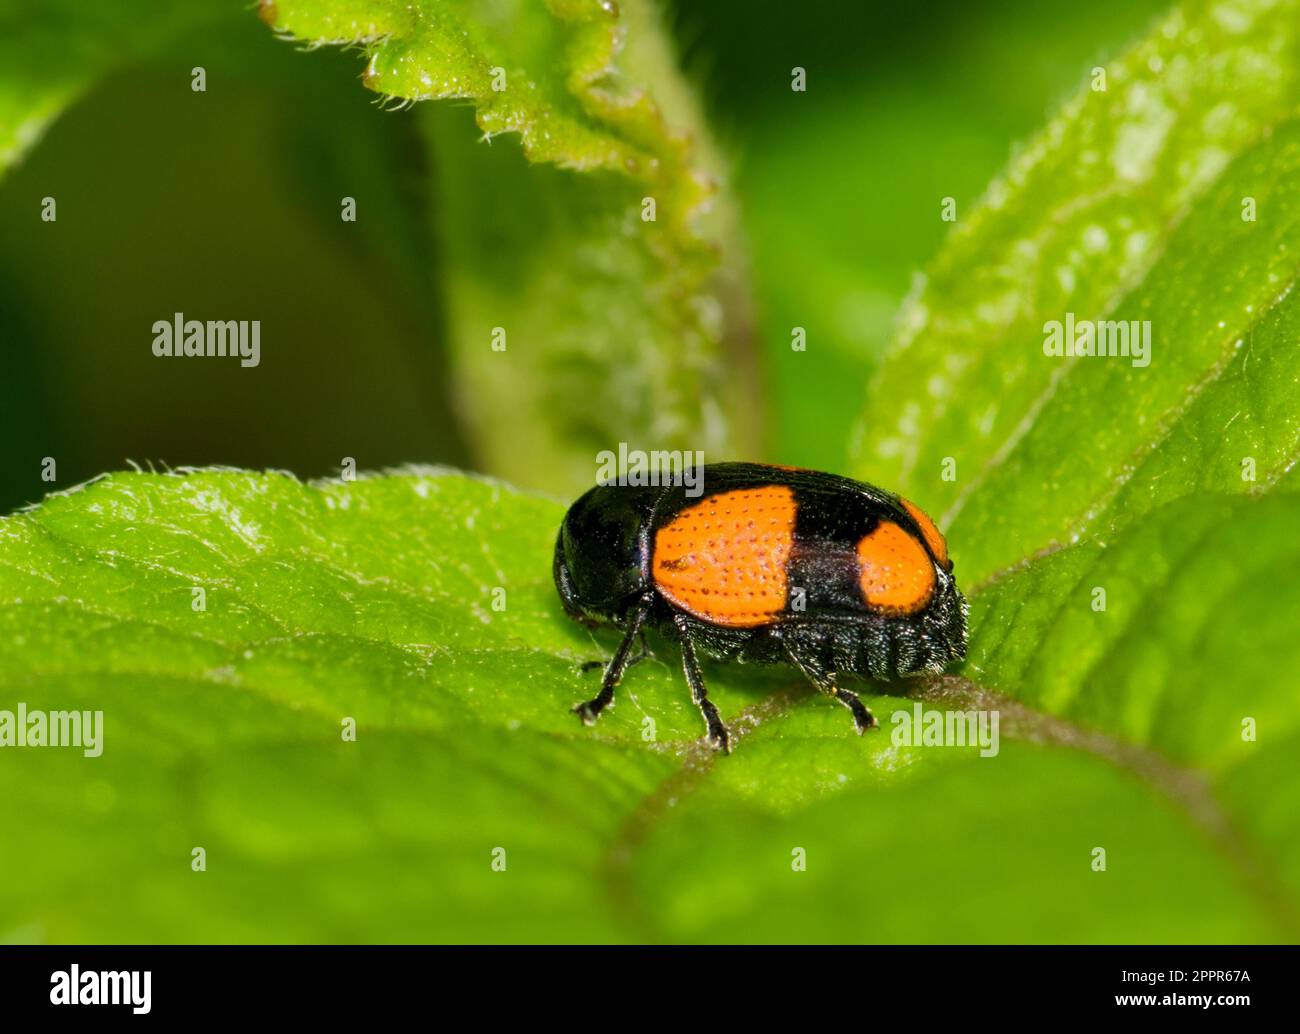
top-left (579, 629), bottom-right (649, 674)
top-left (572, 602), bottom-right (650, 725)
top-left (675, 614), bottom-right (730, 753)
top-left (783, 640), bottom-right (878, 734)
top-left (832, 685), bottom-right (878, 734)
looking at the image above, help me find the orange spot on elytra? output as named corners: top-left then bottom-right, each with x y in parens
top-left (856, 521), bottom-right (935, 615)
top-left (901, 498), bottom-right (950, 569)
top-left (652, 486), bottom-right (796, 628)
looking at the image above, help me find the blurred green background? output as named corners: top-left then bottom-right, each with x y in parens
top-left (0, 0), bottom-right (1168, 512)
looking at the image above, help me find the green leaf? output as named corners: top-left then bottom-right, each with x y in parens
top-left (264, 0), bottom-right (759, 493)
top-left (0, 469), bottom-right (649, 941)
top-left (965, 493), bottom-right (1299, 767)
top-left (2, 467), bottom-right (1296, 943)
top-left (848, 0), bottom-right (1300, 585)
top-left (960, 491), bottom-right (1300, 930)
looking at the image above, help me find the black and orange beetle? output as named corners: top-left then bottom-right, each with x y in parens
top-left (553, 462), bottom-right (967, 752)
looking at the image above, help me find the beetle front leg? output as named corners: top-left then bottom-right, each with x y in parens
top-left (579, 628), bottom-right (649, 674)
top-left (572, 602), bottom-right (650, 726)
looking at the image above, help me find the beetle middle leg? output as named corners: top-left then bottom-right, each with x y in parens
top-left (675, 614), bottom-right (730, 753)
top-left (782, 637), bottom-right (878, 734)
top-left (572, 601), bottom-right (650, 726)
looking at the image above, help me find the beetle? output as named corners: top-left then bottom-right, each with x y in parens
top-left (553, 462), bottom-right (967, 752)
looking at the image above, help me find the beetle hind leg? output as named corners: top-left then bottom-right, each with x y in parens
top-left (832, 686), bottom-right (878, 734)
top-left (782, 635), bottom-right (878, 735)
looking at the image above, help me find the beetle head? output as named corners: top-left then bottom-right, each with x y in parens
top-left (553, 484), bottom-right (656, 624)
